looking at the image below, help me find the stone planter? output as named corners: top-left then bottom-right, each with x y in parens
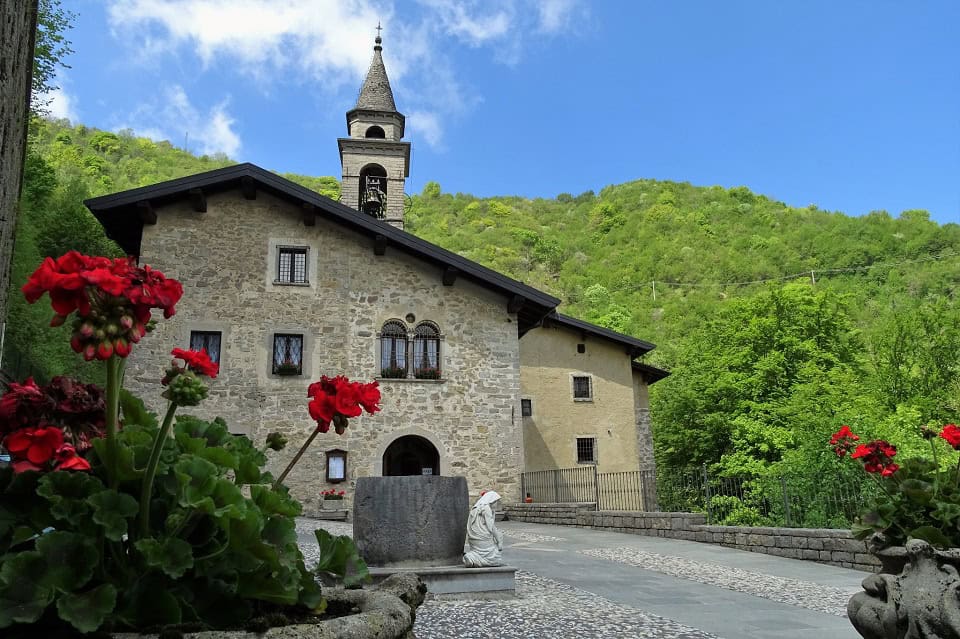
top-left (114, 573), bottom-right (426, 639)
top-left (322, 498), bottom-right (345, 509)
top-left (848, 539), bottom-right (960, 638)
top-left (354, 475), bottom-right (468, 568)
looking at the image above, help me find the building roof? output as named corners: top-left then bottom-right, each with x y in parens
top-left (84, 163), bottom-right (560, 335)
top-left (632, 360), bottom-right (671, 384)
top-left (546, 313), bottom-right (657, 359)
top-left (355, 37), bottom-right (397, 112)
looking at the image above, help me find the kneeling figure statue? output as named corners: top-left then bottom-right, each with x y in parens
top-left (463, 491), bottom-right (503, 567)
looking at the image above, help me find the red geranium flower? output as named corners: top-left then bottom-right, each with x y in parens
top-left (851, 440), bottom-right (898, 475)
top-left (357, 381), bottom-right (381, 414)
top-left (5, 426), bottom-right (65, 467)
top-left (55, 444), bottom-right (91, 471)
top-left (171, 348), bottom-right (219, 378)
top-left (940, 424), bottom-right (960, 450)
top-left (829, 425), bottom-right (860, 457)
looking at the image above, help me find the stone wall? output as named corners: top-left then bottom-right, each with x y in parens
top-left (503, 504), bottom-right (879, 572)
top-left (130, 189), bottom-right (524, 515)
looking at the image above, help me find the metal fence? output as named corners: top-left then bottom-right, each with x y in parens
top-left (520, 465), bottom-right (878, 528)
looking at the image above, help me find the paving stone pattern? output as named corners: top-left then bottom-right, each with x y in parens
top-left (501, 529), bottom-right (568, 544)
top-left (415, 571), bottom-right (720, 639)
top-left (579, 546), bottom-right (858, 616)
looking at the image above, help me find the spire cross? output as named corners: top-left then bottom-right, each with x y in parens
top-left (376, 22), bottom-right (382, 38)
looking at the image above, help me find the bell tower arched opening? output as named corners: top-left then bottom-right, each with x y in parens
top-left (382, 435), bottom-right (440, 476)
top-left (359, 164), bottom-right (387, 219)
top-left (365, 125), bottom-right (386, 138)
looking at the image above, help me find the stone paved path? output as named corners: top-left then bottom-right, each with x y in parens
top-left (296, 518), bottom-right (867, 639)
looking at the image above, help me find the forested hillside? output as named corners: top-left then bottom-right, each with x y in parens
top-left (10, 118), bottom-right (960, 495)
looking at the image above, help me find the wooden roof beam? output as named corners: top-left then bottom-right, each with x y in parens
top-left (302, 202), bottom-right (316, 226)
top-left (189, 188), bottom-right (206, 213)
top-left (136, 201), bottom-right (156, 225)
top-left (442, 266), bottom-right (458, 286)
top-left (240, 176), bottom-right (256, 200)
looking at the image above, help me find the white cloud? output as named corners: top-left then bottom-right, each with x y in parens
top-left (537, 0), bottom-right (578, 33)
top-left (106, 0), bottom-right (585, 148)
top-left (45, 85), bottom-right (78, 122)
top-left (407, 110), bottom-right (443, 148)
top-left (120, 85), bottom-right (241, 157)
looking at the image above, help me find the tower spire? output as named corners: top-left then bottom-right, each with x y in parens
top-left (355, 24), bottom-right (396, 112)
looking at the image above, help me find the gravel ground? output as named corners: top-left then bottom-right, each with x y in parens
top-left (295, 519), bottom-right (718, 639)
top-left (579, 546), bottom-right (857, 616)
top-left (416, 570), bottom-right (719, 639)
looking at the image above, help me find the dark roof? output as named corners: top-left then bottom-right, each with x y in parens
top-left (355, 43), bottom-right (397, 112)
top-left (84, 163), bottom-right (560, 335)
top-left (547, 313), bottom-right (656, 359)
top-left (632, 360), bottom-right (671, 384)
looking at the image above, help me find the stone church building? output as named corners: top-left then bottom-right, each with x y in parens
top-left (86, 36), bottom-right (667, 514)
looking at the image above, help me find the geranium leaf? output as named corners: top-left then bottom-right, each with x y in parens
top-left (198, 446), bottom-right (239, 470)
top-left (37, 471), bottom-right (103, 522)
top-left (123, 574), bottom-right (182, 628)
top-left (209, 479), bottom-right (247, 520)
top-left (10, 526), bottom-right (37, 546)
top-left (909, 525), bottom-right (953, 549)
top-left (314, 529), bottom-right (370, 587)
top-left (250, 485), bottom-right (301, 517)
top-left (135, 538), bottom-right (194, 578)
top-left (0, 553), bottom-right (52, 627)
top-left (88, 489), bottom-right (139, 541)
top-left (900, 479), bottom-right (934, 505)
top-left (119, 389), bottom-right (158, 429)
top-left (175, 456), bottom-right (219, 507)
top-left (56, 583), bottom-right (116, 633)
top-left (91, 438), bottom-right (143, 480)
top-left (35, 531), bottom-right (98, 591)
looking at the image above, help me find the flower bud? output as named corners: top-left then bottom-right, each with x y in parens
top-left (95, 328), bottom-right (106, 340)
top-left (83, 344), bottom-right (97, 361)
top-left (114, 338), bottom-right (131, 358)
top-left (105, 323), bottom-right (119, 336)
top-left (70, 335), bottom-right (84, 353)
top-left (265, 432), bottom-right (288, 451)
top-left (50, 314), bottom-right (67, 327)
top-left (119, 315), bottom-right (134, 330)
top-left (96, 341), bottom-right (114, 360)
top-left (80, 322), bottom-right (95, 338)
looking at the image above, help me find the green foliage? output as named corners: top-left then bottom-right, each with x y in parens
top-left (0, 401), bottom-right (357, 634)
top-left (33, 0), bottom-right (75, 114)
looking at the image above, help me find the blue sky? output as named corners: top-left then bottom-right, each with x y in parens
top-left (53, 1), bottom-right (959, 224)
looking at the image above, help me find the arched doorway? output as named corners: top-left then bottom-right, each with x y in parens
top-left (382, 435), bottom-right (440, 476)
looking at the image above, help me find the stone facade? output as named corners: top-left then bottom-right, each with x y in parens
top-left (519, 322), bottom-right (655, 473)
top-left (126, 189), bottom-right (524, 515)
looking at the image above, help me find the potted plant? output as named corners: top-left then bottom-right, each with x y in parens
top-left (831, 424), bottom-right (960, 638)
top-left (275, 360), bottom-right (301, 376)
top-left (0, 251), bottom-right (423, 638)
top-left (380, 365), bottom-right (407, 379)
top-left (321, 489), bottom-right (346, 507)
top-left (414, 366), bottom-right (441, 380)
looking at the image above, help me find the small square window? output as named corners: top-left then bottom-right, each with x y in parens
top-left (326, 449), bottom-right (347, 483)
top-left (277, 247), bottom-right (308, 284)
top-left (576, 437), bottom-right (596, 464)
top-left (273, 334), bottom-right (304, 375)
top-left (521, 399), bottom-right (532, 417)
top-left (573, 375), bottom-right (592, 400)
top-left (189, 330), bottom-right (222, 364)
top-left (577, 343), bottom-right (586, 354)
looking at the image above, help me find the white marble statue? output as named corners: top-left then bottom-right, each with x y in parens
top-left (463, 491), bottom-right (504, 568)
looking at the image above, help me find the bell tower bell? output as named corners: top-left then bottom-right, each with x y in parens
top-left (338, 29), bottom-right (411, 229)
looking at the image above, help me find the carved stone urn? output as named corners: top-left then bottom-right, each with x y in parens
top-left (848, 538), bottom-right (960, 638)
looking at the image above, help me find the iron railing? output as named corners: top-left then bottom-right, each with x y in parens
top-left (520, 464), bottom-right (878, 529)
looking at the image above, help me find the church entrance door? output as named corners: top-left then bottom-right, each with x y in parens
top-left (382, 435), bottom-right (440, 476)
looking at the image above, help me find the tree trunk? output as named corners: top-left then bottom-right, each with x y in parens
top-left (0, 0), bottom-right (39, 342)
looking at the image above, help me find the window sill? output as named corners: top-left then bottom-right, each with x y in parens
top-left (272, 281), bottom-right (311, 287)
top-left (376, 377), bottom-right (446, 384)
top-left (573, 397), bottom-right (594, 402)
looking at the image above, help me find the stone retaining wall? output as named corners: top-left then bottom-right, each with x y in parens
top-left (504, 504), bottom-right (879, 572)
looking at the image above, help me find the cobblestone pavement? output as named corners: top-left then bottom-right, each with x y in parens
top-left (416, 571), bottom-right (719, 639)
top-left (296, 518), bottom-right (864, 639)
top-left (580, 547), bottom-right (856, 616)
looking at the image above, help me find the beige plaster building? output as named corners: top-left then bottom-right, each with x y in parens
top-left (85, 36), bottom-right (666, 513)
top-left (520, 314), bottom-right (668, 475)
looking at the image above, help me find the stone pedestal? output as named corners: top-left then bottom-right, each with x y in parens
top-left (354, 475), bottom-right (469, 568)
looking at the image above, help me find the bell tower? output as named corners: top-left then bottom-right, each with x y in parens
top-left (338, 28), bottom-right (411, 229)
